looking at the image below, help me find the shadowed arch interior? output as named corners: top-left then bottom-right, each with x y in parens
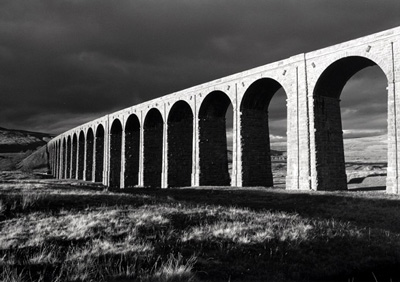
top-left (51, 143), bottom-right (55, 175)
top-left (110, 119), bottom-right (123, 188)
top-left (66, 136), bottom-right (71, 178)
top-left (143, 108), bottom-right (163, 188)
top-left (61, 137), bottom-right (67, 178)
top-left (95, 125), bottom-right (104, 182)
top-left (167, 101), bottom-right (193, 187)
top-left (125, 115), bottom-right (140, 187)
top-left (240, 78), bottom-right (285, 187)
top-left (57, 140), bottom-right (61, 178)
top-left (52, 143), bottom-right (56, 176)
top-left (77, 131), bottom-right (85, 180)
top-left (71, 134), bottom-right (78, 179)
top-left (199, 91), bottom-right (231, 186)
top-left (313, 56), bottom-right (386, 190)
top-left (85, 128), bottom-right (94, 181)
top-left (62, 139), bottom-right (66, 178)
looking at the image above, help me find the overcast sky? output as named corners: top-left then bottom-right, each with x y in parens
top-left (1, 0), bottom-right (400, 138)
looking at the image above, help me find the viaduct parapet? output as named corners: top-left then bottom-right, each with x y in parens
top-left (47, 26), bottom-right (400, 193)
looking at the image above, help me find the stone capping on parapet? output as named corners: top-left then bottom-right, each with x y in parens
top-left (306, 26), bottom-right (400, 59)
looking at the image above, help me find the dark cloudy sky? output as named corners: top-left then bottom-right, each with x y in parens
top-left (1, 0), bottom-right (400, 138)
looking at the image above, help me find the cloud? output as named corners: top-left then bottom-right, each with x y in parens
top-left (343, 129), bottom-right (386, 139)
top-left (0, 0), bottom-right (399, 135)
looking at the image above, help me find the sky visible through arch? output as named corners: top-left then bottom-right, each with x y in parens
top-left (0, 0), bottom-right (399, 139)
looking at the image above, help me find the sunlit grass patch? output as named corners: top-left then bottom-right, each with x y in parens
top-left (146, 253), bottom-right (198, 282)
top-left (181, 209), bottom-right (314, 244)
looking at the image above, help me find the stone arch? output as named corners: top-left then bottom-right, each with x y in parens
top-left (167, 100), bottom-right (193, 187)
top-left (124, 114), bottom-right (140, 187)
top-left (85, 128), bottom-right (94, 181)
top-left (198, 91), bottom-right (232, 186)
top-left (143, 108), bottom-right (163, 188)
top-left (110, 119), bottom-right (123, 188)
top-left (240, 78), bottom-right (287, 187)
top-left (71, 134), bottom-right (78, 179)
top-left (77, 131), bottom-right (85, 180)
top-left (312, 56), bottom-right (388, 190)
top-left (95, 124), bottom-right (105, 182)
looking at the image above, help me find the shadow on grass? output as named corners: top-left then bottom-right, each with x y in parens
top-left (112, 186), bottom-right (400, 234)
top-left (349, 186), bottom-right (386, 191)
top-left (3, 181), bottom-right (400, 233)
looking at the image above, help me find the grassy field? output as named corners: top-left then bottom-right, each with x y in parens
top-left (0, 172), bottom-right (400, 281)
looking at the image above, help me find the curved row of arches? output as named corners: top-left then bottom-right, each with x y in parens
top-left (49, 76), bottom-right (291, 188)
top-left (48, 126), bottom-right (105, 183)
top-left (47, 54), bottom-right (394, 192)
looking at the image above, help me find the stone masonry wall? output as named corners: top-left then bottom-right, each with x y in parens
top-left (78, 137), bottom-right (85, 180)
top-left (199, 117), bottom-right (230, 186)
top-left (85, 135), bottom-right (94, 181)
top-left (168, 119), bottom-right (193, 187)
top-left (71, 140), bottom-right (77, 179)
top-left (313, 95), bottom-right (347, 190)
top-left (110, 132), bottom-right (122, 188)
top-left (143, 125), bottom-right (163, 187)
top-left (240, 109), bottom-right (273, 187)
top-left (95, 136), bottom-right (104, 182)
top-left (66, 141), bottom-right (71, 178)
top-left (62, 143), bottom-right (66, 178)
top-left (124, 130), bottom-right (140, 187)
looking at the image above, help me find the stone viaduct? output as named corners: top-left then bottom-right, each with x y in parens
top-left (47, 26), bottom-right (400, 193)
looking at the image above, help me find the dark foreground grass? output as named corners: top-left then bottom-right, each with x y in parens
top-left (0, 175), bottom-right (400, 281)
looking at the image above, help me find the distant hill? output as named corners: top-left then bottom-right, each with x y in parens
top-left (344, 134), bottom-right (387, 163)
top-left (0, 127), bottom-right (53, 171)
top-left (0, 127), bottom-right (53, 153)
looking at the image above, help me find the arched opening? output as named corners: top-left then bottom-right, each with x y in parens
top-left (313, 56), bottom-right (387, 190)
top-left (110, 119), bottom-right (123, 188)
top-left (94, 125), bottom-right (105, 183)
top-left (143, 108), bottom-right (163, 188)
top-left (85, 128), bottom-right (94, 181)
top-left (240, 78), bottom-right (287, 187)
top-left (167, 101), bottom-right (193, 187)
top-left (199, 91), bottom-right (231, 186)
top-left (65, 137), bottom-right (70, 178)
top-left (71, 134), bottom-right (77, 179)
top-left (77, 131), bottom-right (85, 180)
top-left (125, 114), bottom-right (140, 187)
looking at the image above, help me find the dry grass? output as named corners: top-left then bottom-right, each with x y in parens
top-left (0, 173), bottom-right (400, 281)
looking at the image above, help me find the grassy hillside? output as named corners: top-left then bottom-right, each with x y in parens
top-left (344, 134), bottom-right (387, 163)
top-left (0, 127), bottom-right (52, 153)
top-left (0, 127), bottom-right (52, 171)
top-left (16, 145), bottom-right (49, 172)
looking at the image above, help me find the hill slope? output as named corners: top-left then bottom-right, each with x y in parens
top-left (0, 127), bottom-right (53, 153)
top-left (344, 134), bottom-right (387, 163)
top-left (16, 145), bottom-right (49, 172)
top-left (0, 127), bottom-right (53, 171)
